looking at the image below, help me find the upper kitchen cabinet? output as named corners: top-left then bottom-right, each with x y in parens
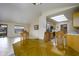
top-left (73, 12), bottom-right (79, 27)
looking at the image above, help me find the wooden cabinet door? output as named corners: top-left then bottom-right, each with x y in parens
top-left (73, 12), bottom-right (79, 27)
top-left (73, 35), bottom-right (79, 52)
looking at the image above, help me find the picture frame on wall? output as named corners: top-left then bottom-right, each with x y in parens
top-left (34, 25), bottom-right (39, 30)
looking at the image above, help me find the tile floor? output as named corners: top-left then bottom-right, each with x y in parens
top-left (0, 37), bottom-right (21, 56)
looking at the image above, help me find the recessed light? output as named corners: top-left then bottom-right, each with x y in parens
top-left (50, 15), bottom-right (68, 22)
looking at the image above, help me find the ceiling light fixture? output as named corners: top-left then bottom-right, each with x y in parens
top-left (50, 15), bottom-right (68, 22)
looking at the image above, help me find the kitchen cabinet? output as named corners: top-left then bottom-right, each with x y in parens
top-left (73, 12), bottom-right (79, 27)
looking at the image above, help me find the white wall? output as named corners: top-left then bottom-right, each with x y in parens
top-left (29, 19), bottom-right (39, 39)
top-left (0, 21), bottom-right (29, 38)
top-left (38, 15), bottom-right (46, 39)
top-left (29, 15), bottom-right (47, 40)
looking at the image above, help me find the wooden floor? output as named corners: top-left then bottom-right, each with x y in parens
top-left (13, 39), bottom-right (79, 56)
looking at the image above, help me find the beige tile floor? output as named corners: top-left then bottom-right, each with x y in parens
top-left (0, 37), bottom-right (21, 56)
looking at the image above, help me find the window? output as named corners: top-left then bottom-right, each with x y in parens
top-left (14, 25), bottom-right (24, 33)
top-left (0, 24), bottom-right (7, 37)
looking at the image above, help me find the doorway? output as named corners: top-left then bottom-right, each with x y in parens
top-left (0, 24), bottom-right (8, 37)
top-left (60, 24), bottom-right (67, 34)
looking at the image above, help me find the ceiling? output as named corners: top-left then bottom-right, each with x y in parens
top-left (0, 3), bottom-right (79, 24)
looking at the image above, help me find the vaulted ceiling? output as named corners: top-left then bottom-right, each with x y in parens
top-left (0, 3), bottom-right (78, 24)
